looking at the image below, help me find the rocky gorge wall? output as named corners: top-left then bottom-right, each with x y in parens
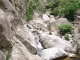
top-left (0, 0), bottom-right (80, 60)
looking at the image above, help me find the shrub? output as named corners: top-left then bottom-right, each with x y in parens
top-left (58, 24), bottom-right (72, 35)
top-left (64, 34), bottom-right (69, 40)
top-left (0, 0), bottom-right (3, 2)
top-left (26, 0), bottom-right (46, 21)
top-left (48, 0), bottom-right (80, 21)
top-left (78, 28), bottom-right (80, 33)
top-left (6, 49), bottom-right (12, 60)
top-left (50, 8), bottom-right (59, 16)
top-left (26, 0), bottom-right (34, 21)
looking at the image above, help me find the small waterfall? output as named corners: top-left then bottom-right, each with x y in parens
top-left (33, 31), bottom-right (44, 55)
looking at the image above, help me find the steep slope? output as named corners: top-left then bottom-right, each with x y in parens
top-left (0, 0), bottom-right (43, 60)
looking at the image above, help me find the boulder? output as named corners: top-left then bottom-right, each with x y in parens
top-left (40, 47), bottom-right (67, 60)
top-left (68, 53), bottom-right (75, 57)
top-left (77, 10), bottom-right (80, 16)
top-left (42, 14), bottom-right (50, 22)
top-left (40, 32), bottom-right (72, 51)
top-left (57, 18), bottom-right (70, 26)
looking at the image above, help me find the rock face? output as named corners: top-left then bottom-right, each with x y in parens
top-left (9, 36), bottom-right (43, 60)
top-left (0, 1), bottom-right (43, 60)
top-left (0, 9), bottom-right (12, 48)
top-left (15, 25), bottom-right (38, 54)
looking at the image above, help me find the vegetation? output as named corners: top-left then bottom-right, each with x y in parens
top-left (58, 24), bottom-right (72, 35)
top-left (0, 0), bottom-right (3, 3)
top-left (26, 0), bottom-right (45, 21)
top-left (26, 0), bottom-right (34, 21)
top-left (6, 49), bottom-right (12, 60)
top-left (64, 34), bottom-right (69, 40)
top-left (46, 0), bottom-right (80, 21)
top-left (78, 28), bottom-right (80, 33)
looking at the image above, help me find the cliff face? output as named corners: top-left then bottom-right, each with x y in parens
top-left (0, 0), bottom-right (43, 60)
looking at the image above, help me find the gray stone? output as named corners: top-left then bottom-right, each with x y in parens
top-left (40, 47), bottom-right (67, 60)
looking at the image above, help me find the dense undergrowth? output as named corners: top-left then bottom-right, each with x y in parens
top-left (46, 0), bottom-right (80, 21)
top-left (58, 24), bottom-right (72, 35)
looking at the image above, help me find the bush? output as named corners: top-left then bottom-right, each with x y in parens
top-left (78, 28), bottom-right (80, 33)
top-left (26, 0), bottom-right (34, 21)
top-left (6, 49), bottom-right (12, 60)
top-left (0, 0), bottom-right (3, 2)
top-left (26, 0), bottom-right (46, 21)
top-left (58, 24), bottom-right (72, 35)
top-left (48, 0), bottom-right (80, 21)
top-left (50, 8), bottom-right (59, 16)
top-left (64, 34), bottom-right (69, 40)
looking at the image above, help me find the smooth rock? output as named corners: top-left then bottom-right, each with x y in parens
top-left (57, 18), bottom-right (70, 26)
top-left (43, 14), bottom-right (50, 22)
top-left (68, 53), bottom-right (75, 58)
top-left (39, 32), bottom-right (73, 52)
top-left (40, 47), bottom-right (67, 60)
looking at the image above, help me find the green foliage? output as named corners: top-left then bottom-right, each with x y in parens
top-left (78, 28), bottom-right (80, 33)
top-left (64, 34), bottom-right (69, 40)
top-left (46, 0), bottom-right (60, 9)
top-left (0, 0), bottom-right (3, 2)
top-left (37, 6), bottom-right (46, 13)
top-left (26, 0), bottom-right (45, 21)
top-left (26, 0), bottom-right (34, 21)
top-left (58, 24), bottom-right (72, 35)
top-left (6, 49), bottom-right (12, 60)
top-left (47, 0), bottom-right (80, 21)
top-left (50, 8), bottom-right (59, 16)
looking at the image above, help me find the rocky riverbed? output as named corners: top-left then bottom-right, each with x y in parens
top-left (0, 0), bottom-right (80, 60)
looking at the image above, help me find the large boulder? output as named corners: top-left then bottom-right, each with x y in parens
top-left (39, 31), bottom-right (73, 52)
top-left (57, 18), bottom-right (70, 26)
top-left (40, 47), bottom-right (67, 60)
